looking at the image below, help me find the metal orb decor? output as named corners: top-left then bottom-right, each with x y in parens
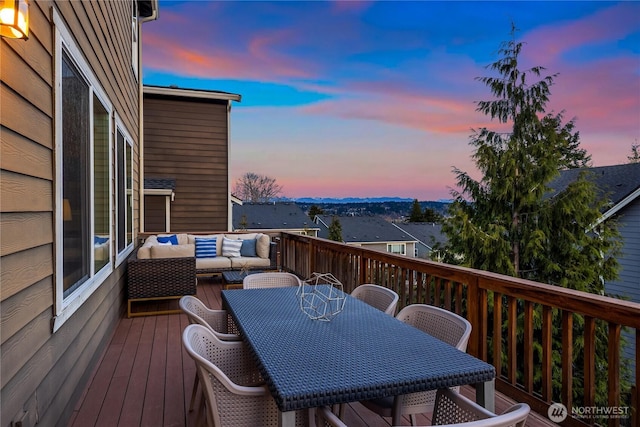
top-left (298, 272), bottom-right (346, 321)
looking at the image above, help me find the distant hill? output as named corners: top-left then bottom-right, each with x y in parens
top-left (292, 199), bottom-right (452, 219)
top-left (287, 197), bottom-right (415, 204)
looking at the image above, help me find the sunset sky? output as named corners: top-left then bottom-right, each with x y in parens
top-left (141, 1), bottom-right (640, 200)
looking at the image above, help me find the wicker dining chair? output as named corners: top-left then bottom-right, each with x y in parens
top-left (432, 388), bottom-right (530, 427)
top-left (179, 295), bottom-right (241, 412)
top-left (350, 284), bottom-right (399, 315)
top-left (361, 304), bottom-right (473, 426)
top-left (182, 324), bottom-right (311, 427)
top-left (242, 271), bottom-right (301, 289)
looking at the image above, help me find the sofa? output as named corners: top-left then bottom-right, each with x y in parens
top-left (135, 232), bottom-right (276, 272)
top-left (126, 232), bottom-right (276, 317)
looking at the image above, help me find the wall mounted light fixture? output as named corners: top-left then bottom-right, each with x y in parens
top-left (0, 0), bottom-right (29, 40)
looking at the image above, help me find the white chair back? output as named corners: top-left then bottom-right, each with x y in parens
top-left (362, 303), bottom-right (473, 425)
top-left (182, 324), bottom-right (310, 427)
top-left (243, 272), bottom-right (301, 289)
top-left (179, 295), bottom-right (239, 341)
top-left (351, 284), bottom-right (399, 315)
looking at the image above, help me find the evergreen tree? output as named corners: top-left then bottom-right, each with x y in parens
top-left (308, 205), bottom-right (324, 221)
top-left (422, 206), bottom-right (441, 223)
top-left (442, 25), bottom-right (623, 410)
top-left (408, 199), bottom-right (424, 222)
top-left (328, 216), bottom-right (343, 242)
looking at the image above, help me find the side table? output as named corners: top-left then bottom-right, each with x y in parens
top-left (221, 270), bottom-right (263, 289)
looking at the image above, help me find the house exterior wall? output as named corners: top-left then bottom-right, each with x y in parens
top-left (350, 241), bottom-right (416, 257)
top-left (143, 95), bottom-right (230, 232)
top-left (144, 194), bottom-right (168, 232)
top-left (605, 199), bottom-right (640, 375)
top-left (1, 1), bottom-right (142, 425)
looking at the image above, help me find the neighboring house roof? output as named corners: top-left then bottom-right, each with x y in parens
top-left (143, 85), bottom-right (241, 102)
top-left (233, 203), bottom-right (318, 230)
top-left (393, 222), bottom-right (447, 250)
top-left (549, 163), bottom-right (640, 221)
top-left (144, 178), bottom-right (176, 190)
top-left (316, 215), bottom-right (417, 244)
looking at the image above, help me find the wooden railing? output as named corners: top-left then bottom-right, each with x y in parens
top-left (279, 232), bottom-right (639, 427)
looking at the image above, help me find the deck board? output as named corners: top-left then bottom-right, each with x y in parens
top-left (68, 276), bottom-right (556, 427)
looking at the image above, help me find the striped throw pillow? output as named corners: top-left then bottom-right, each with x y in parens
top-left (222, 237), bottom-right (242, 257)
top-left (195, 237), bottom-right (217, 258)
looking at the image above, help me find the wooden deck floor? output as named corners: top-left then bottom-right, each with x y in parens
top-left (68, 277), bottom-right (556, 427)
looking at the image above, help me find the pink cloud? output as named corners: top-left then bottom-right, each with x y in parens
top-left (298, 94), bottom-right (505, 135)
top-left (523, 3), bottom-right (640, 66)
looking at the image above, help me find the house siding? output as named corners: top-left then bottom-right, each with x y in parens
top-left (143, 95), bottom-right (230, 232)
top-left (1, 1), bottom-right (142, 426)
top-left (605, 199), bottom-right (640, 375)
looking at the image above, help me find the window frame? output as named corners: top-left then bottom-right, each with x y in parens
top-left (53, 10), bottom-right (114, 332)
top-left (115, 117), bottom-right (135, 265)
top-left (387, 243), bottom-right (406, 255)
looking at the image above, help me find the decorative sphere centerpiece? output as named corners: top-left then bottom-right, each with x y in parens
top-left (298, 272), bottom-right (346, 321)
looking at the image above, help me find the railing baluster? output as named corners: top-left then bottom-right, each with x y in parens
top-left (562, 311), bottom-right (573, 410)
top-left (444, 279), bottom-right (452, 311)
top-left (523, 301), bottom-right (533, 392)
top-left (507, 296), bottom-right (517, 385)
top-left (584, 316), bottom-right (596, 409)
top-left (608, 322), bottom-right (621, 427)
top-left (424, 274), bottom-right (435, 304)
top-left (455, 281), bottom-right (463, 315)
top-left (416, 271), bottom-right (424, 305)
top-left (542, 305), bottom-right (553, 401)
top-left (493, 292), bottom-right (503, 376)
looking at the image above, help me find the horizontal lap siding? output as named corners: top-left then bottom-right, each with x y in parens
top-left (0, 1), bottom-right (142, 426)
top-left (144, 96), bottom-right (230, 232)
top-left (605, 200), bottom-right (640, 376)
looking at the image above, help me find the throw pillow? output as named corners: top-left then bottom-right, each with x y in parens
top-left (94, 236), bottom-right (109, 245)
top-left (240, 238), bottom-right (257, 257)
top-left (157, 234), bottom-right (178, 245)
top-left (195, 238), bottom-right (217, 258)
top-left (222, 237), bottom-right (242, 257)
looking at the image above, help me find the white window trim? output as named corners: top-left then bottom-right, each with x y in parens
top-left (53, 9), bottom-right (113, 332)
top-left (115, 115), bottom-right (135, 266)
top-left (387, 243), bottom-right (406, 255)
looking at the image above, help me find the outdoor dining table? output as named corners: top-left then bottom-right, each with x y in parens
top-left (222, 285), bottom-right (496, 427)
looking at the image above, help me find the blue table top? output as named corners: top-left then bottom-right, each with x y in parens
top-left (222, 286), bottom-right (495, 412)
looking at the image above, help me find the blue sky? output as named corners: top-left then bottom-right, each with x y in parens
top-left (142, 1), bottom-right (640, 200)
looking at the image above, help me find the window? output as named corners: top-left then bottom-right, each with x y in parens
top-left (387, 243), bottom-right (406, 255)
top-left (54, 12), bottom-right (113, 330)
top-left (116, 126), bottom-right (134, 258)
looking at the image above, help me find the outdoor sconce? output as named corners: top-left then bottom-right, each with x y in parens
top-left (0, 0), bottom-right (29, 40)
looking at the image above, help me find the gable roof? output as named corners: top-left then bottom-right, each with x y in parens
top-left (392, 222), bottom-right (447, 250)
top-left (316, 215), bottom-right (417, 243)
top-left (233, 203), bottom-right (317, 230)
top-left (143, 85), bottom-right (241, 102)
top-left (549, 163), bottom-right (640, 221)
top-left (144, 178), bottom-right (176, 190)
